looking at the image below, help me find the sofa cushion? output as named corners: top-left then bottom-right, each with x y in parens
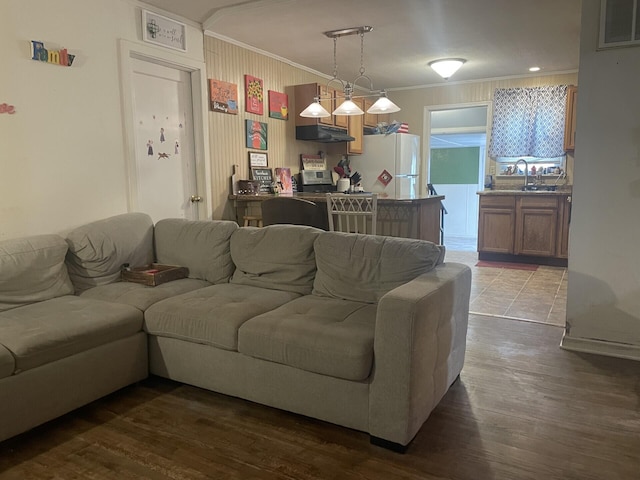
top-left (154, 219), bottom-right (237, 284)
top-left (65, 213), bottom-right (154, 293)
top-left (144, 283), bottom-right (301, 351)
top-left (230, 225), bottom-right (321, 295)
top-left (0, 235), bottom-right (74, 312)
top-left (313, 232), bottom-right (446, 303)
top-left (0, 343), bottom-right (14, 379)
top-left (0, 296), bottom-right (143, 373)
top-left (238, 295), bottom-right (377, 381)
top-left (78, 278), bottom-right (210, 311)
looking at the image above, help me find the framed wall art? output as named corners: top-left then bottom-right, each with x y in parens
top-left (209, 79), bottom-right (238, 114)
top-left (248, 151), bottom-right (268, 167)
top-left (268, 90), bottom-right (289, 120)
top-left (244, 75), bottom-right (264, 114)
top-left (142, 10), bottom-right (187, 52)
top-left (245, 120), bottom-right (267, 150)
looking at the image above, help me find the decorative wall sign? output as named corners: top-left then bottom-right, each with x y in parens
top-left (142, 10), bottom-right (187, 52)
top-left (30, 41), bottom-right (75, 66)
top-left (245, 120), bottom-right (267, 150)
top-left (248, 151), bottom-right (268, 167)
top-left (377, 169), bottom-right (393, 186)
top-left (244, 75), bottom-right (264, 115)
top-left (209, 79), bottom-right (238, 114)
top-left (251, 168), bottom-right (273, 193)
top-left (268, 90), bottom-right (288, 120)
top-left (300, 154), bottom-right (326, 171)
top-left (0, 103), bottom-right (16, 114)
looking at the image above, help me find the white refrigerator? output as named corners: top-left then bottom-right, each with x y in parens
top-left (348, 133), bottom-right (421, 198)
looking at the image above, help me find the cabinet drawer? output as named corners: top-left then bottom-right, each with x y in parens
top-left (479, 195), bottom-right (515, 208)
top-left (518, 195), bottom-right (558, 209)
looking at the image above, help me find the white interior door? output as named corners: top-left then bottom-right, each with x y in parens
top-left (130, 58), bottom-right (199, 222)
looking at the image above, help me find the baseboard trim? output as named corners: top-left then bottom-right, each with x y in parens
top-left (560, 333), bottom-right (640, 361)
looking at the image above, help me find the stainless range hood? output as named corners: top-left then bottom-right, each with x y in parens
top-left (296, 125), bottom-right (355, 143)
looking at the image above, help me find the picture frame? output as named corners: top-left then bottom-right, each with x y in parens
top-left (209, 79), bottom-right (238, 114)
top-left (245, 75), bottom-right (264, 115)
top-left (248, 151), bottom-right (268, 167)
top-left (142, 10), bottom-right (187, 52)
top-left (275, 167), bottom-right (293, 195)
top-left (268, 90), bottom-right (289, 120)
top-left (246, 120), bottom-right (268, 150)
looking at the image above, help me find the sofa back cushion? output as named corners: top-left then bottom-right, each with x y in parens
top-left (313, 232), bottom-right (446, 303)
top-left (230, 225), bottom-right (321, 295)
top-left (65, 213), bottom-right (154, 293)
top-left (0, 234), bottom-right (74, 312)
top-left (154, 219), bottom-right (238, 284)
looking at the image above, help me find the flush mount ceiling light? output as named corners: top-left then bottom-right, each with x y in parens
top-left (300, 26), bottom-right (401, 118)
top-left (429, 58), bottom-right (466, 80)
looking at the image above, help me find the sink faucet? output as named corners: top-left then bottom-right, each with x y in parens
top-left (515, 158), bottom-right (529, 188)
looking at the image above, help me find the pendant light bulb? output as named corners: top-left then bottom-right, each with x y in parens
top-left (300, 100), bottom-right (331, 118)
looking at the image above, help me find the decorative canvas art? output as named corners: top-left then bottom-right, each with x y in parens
top-left (245, 120), bottom-right (267, 150)
top-left (268, 90), bottom-right (288, 120)
top-left (244, 75), bottom-right (264, 115)
top-left (209, 79), bottom-right (238, 115)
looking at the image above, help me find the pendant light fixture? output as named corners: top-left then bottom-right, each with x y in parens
top-left (299, 26), bottom-right (400, 118)
top-left (429, 58), bottom-right (466, 80)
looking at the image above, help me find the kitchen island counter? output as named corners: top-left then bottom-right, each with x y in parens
top-left (229, 193), bottom-right (445, 244)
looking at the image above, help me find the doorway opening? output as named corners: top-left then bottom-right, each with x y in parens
top-left (424, 104), bottom-right (489, 252)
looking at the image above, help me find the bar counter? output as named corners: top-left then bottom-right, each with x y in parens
top-left (229, 192), bottom-right (445, 244)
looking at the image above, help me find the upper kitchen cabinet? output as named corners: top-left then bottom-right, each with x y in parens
top-left (295, 83), bottom-right (347, 128)
top-left (347, 98), bottom-right (364, 155)
top-left (363, 99), bottom-right (390, 128)
top-left (564, 85), bottom-right (578, 151)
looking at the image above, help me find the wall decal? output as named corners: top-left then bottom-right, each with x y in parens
top-left (0, 103), bottom-right (16, 114)
top-left (268, 90), bottom-right (288, 120)
top-left (245, 120), bottom-right (267, 150)
top-left (147, 140), bottom-right (153, 156)
top-left (30, 41), bottom-right (75, 66)
top-left (160, 127), bottom-right (165, 142)
top-left (142, 10), bottom-right (187, 52)
top-left (175, 141), bottom-right (180, 154)
top-left (209, 79), bottom-right (238, 114)
top-left (158, 152), bottom-right (170, 159)
top-left (244, 75), bottom-right (264, 115)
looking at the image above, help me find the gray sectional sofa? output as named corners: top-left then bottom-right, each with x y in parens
top-left (0, 212), bottom-right (472, 451)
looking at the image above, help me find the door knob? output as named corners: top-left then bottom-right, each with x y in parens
top-left (190, 195), bottom-right (202, 203)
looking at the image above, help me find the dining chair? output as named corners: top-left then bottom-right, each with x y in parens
top-left (261, 196), bottom-right (329, 230)
top-left (326, 193), bottom-right (378, 235)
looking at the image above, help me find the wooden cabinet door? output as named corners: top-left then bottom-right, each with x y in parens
top-left (347, 98), bottom-right (364, 155)
top-left (556, 195), bottom-right (571, 258)
top-left (478, 196), bottom-right (516, 254)
top-left (332, 88), bottom-right (348, 128)
top-left (318, 85), bottom-right (333, 126)
top-left (363, 99), bottom-right (377, 127)
top-left (564, 85), bottom-right (578, 151)
top-left (515, 196), bottom-right (558, 256)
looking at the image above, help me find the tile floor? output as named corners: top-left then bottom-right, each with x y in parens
top-left (444, 236), bottom-right (567, 327)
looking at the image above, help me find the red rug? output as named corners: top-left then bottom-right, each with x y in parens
top-left (475, 261), bottom-right (538, 271)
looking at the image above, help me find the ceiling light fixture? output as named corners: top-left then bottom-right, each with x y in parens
top-left (529, 66), bottom-right (541, 72)
top-left (300, 26), bottom-right (400, 118)
top-left (429, 58), bottom-right (466, 80)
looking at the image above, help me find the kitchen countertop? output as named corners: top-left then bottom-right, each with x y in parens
top-left (230, 193), bottom-right (445, 203)
top-left (477, 188), bottom-right (571, 196)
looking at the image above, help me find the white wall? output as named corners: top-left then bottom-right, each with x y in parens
top-left (0, 0), bottom-right (204, 239)
top-left (563, 0), bottom-right (640, 358)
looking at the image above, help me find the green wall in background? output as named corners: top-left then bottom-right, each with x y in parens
top-left (430, 147), bottom-right (480, 184)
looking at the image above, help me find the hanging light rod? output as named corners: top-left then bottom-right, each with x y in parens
top-left (323, 26), bottom-right (373, 38)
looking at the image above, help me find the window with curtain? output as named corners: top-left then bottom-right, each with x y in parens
top-left (489, 85), bottom-right (568, 158)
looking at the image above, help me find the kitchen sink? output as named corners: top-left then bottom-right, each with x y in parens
top-left (521, 185), bottom-right (557, 191)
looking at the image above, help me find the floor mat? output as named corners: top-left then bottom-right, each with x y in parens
top-left (475, 261), bottom-right (539, 271)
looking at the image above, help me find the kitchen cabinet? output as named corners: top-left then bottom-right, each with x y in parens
top-left (564, 85), bottom-right (578, 151)
top-left (363, 98), bottom-right (391, 127)
top-left (478, 195), bottom-right (516, 254)
top-left (295, 83), bottom-right (348, 128)
top-left (478, 192), bottom-right (570, 263)
top-left (515, 196), bottom-right (558, 257)
top-left (347, 98), bottom-right (364, 155)
top-left (556, 194), bottom-right (571, 258)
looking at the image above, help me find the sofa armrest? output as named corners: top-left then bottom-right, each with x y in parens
top-left (368, 262), bottom-right (472, 447)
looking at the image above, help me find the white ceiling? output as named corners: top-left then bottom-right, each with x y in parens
top-left (141, 0), bottom-right (582, 89)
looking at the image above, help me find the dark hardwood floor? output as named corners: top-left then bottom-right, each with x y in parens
top-left (1, 314), bottom-right (639, 480)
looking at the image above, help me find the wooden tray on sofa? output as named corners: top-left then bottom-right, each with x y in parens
top-left (121, 263), bottom-right (189, 287)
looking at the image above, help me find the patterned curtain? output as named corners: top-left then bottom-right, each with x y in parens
top-left (489, 85), bottom-right (568, 158)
